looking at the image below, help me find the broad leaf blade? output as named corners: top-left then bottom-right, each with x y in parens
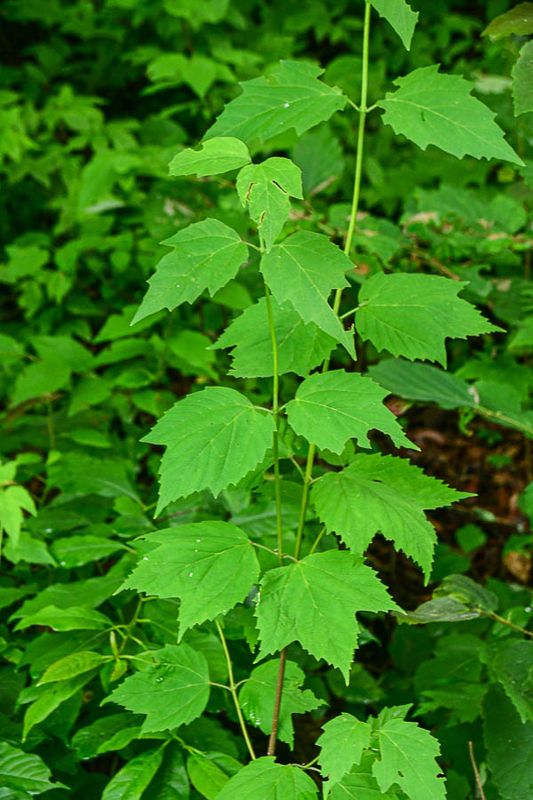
top-left (240, 659), bottom-right (324, 746)
top-left (143, 387), bottom-right (274, 514)
top-left (312, 453), bottom-right (470, 579)
top-left (483, 3), bottom-right (533, 40)
top-left (260, 232), bottom-right (355, 356)
top-left (0, 742), bottom-right (58, 794)
top-left (377, 65), bottom-right (523, 165)
top-left (367, 359), bottom-right (474, 410)
top-left (169, 137), bottom-right (251, 177)
top-left (256, 551), bottom-right (399, 680)
top-left (216, 757), bottom-right (318, 799)
top-left (106, 644), bottom-right (210, 733)
top-left (236, 157), bottom-right (302, 250)
top-left (121, 522), bottom-right (260, 637)
top-left (317, 713), bottom-right (372, 783)
top-left (372, 717), bottom-right (446, 800)
top-left (285, 370), bottom-right (414, 453)
top-left (204, 60), bottom-right (347, 147)
top-left (357, 273), bottom-right (501, 365)
top-left (369, 0), bottom-right (418, 50)
top-left (133, 219), bottom-right (248, 324)
top-left (214, 297), bottom-right (336, 378)
top-left (512, 41), bottom-right (533, 117)
top-left (102, 747), bottom-right (164, 800)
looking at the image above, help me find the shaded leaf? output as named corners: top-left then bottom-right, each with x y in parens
top-left (106, 644), bottom-right (210, 733)
top-left (102, 747), bottom-right (164, 800)
top-left (214, 297), bottom-right (336, 377)
top-left (216, 757), bottom-right (318, 800)
top-left (39, 651), bottom-right (108, 684)
top-left (0, 742), bottom-right (58, 794)
top-left (240, 659), bottom-right (324, 746)
top-left (513, 41), bottom-right (533, 117)
top-left (317, 713), bottom-right (371, 783)
top-left (483, 3), bottom-right (533, 40)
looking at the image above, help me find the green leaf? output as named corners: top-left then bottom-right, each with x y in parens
top-left (149, 743), bottom-right (189, 800)
top-left (513, 41), bottom-right (533, 117)
top-left (372, 717), bottom-right (446, 800)
top-left (367, 359), bottom-right (473, 410)
top-left (357, 273), bottom-right (500, 365)
top-left (317, 713), bottom-right (372, 784)
top-left (214, 297), bottom-right (336, 378)
top-left (483, 2), bottom-right (533, 40)
top-left (121, 521), bottom-right (260, 637)
top-left (256, 551), bottom-right (399, 681)
top-left (204, 60), bottom-right (346, 148)
top-left (328, 758), bottom-right (401, 799)
top-left (72, 713), bottom-right (139, 759)
top-left (285, 370), bottom-right (413, 454)
top-left (23, 673), bottom-right (95, 740)
top-left (39, 651), bottom-right (108, 684)
top-left (102, 747), bottom-right (164, 800)
top-left (169, 136), bottom-right (251, 176)
top-left (187, 752), bottom-right (241, 799)
top-left (106, 644), bottom-right (210, 733)
top-left (240, 659), bottom-right (324, 746)
top-left (51, 534), bottom-right (125, 568)
top-left (216, 757), bottom-right (318, 800)
top-left (484, 640), bottom-right (533, 724)
top-left (0, 742), bottom-right (57, 794)
top-left (15, 605), bottom-right (111, 632)
top-left (236, 157), bottom-right (302, 250)
top-left (0, 485), bottom-right (36, 548)
top-left (484, 684), bottom-right (533, 800)
top-left (143, 387), bottom-right (274, 514)
top-left (260, 232), bottom-right (354, 356)
top-left (132, 219), bottom-right (248, 324)
top-left (377, 65), bottom-right (523, 165)
top-left (312, 453), bottom-right (469, 579)
top-left (368, 0), bottom-right (418, 50)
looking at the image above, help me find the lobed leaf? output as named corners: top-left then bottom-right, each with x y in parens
top-left (121, 521), bottom-right (260, 637)
top-left (285, 370), bottom-right (414, 454)
top-left (256, 550), bottom-right (399, 681)
top-left (357, 272), bottom-right (501, 365)
top-left (214, 297), bottom-right (336, 378)
top-left (204, 60), bottom-right (346, 147)
top-left (377, 65), bottom-right (523, 165)
top-left (261, 231), bottom-right (355, 356)
top-left (317, 713), bottom-right (372, 784)
top-left (132, 219), bottom-right (248, 324)
top-left (143, 387), bottom-right (274, 514)
top-left (312, 453), bottom-right (470, 579)
top-left (106, 644), bottom-right (210, 733)
top-left (215, 757), bottom-right (318, 799)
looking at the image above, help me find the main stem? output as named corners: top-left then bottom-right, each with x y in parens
top-left (215, 620), bottom-right (256, 760)
top-left (294, 0), bottom-right (372, 561)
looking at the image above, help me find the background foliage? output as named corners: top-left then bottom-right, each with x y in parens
top-left (0, 1), bottom-right (532, 798)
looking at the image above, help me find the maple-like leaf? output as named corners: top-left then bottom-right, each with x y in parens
top-left (356, 272), bottom-right (501, 365)
top-left (317, 713), bottom-right (372, 784)
top-left (216, 757), bottom-right (318, 800)
top-left (169, 136), bottom-right (251, 177)
top-left (369, 0), bottom-right (418, 50)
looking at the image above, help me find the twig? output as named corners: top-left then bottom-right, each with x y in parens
top-left (468, 741), bottom-right (486, 800)
top-left (267, 649), bottom-right (287, 756)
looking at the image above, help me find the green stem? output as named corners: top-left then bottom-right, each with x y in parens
top-left (293, 2), bottom-right (372, 559)
top-left (215, 620), bottom-right (257, 760)
top-left (117, 598), bottom-right (143, 656)
top-left (485, 610), bottom-right (533, 639)
top-left (264, 283), bottom-right (284, 563)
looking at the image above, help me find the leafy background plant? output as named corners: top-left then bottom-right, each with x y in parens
top-left (1, 1), bottom-right (532, 799)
